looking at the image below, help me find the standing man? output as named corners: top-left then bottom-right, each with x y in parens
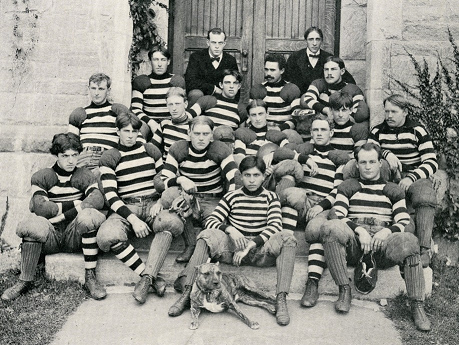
top-left (1, 133), bottom-right (106, 301)
top-left (131, 46), bottom-right (186, 142)
top-left (168, 156), bottom-right (297, 326)
top-left (285, 26), bottom-right (355, 94)
top-left (250, 54), bottom-right (301, 130)
top-left (185, 28), bottom-right (239, 106)
top-left (318, 143), bottom-right (431, 331)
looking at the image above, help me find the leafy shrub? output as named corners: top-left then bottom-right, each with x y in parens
top-left (392, 29), bottom-right (459, 241)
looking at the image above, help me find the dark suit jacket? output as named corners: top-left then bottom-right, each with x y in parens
top-left (185, 48), bottom-right (239, 95)
top-left (285, 48), bottom-right (356, 94)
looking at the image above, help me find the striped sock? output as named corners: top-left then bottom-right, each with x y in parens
top-left (307, 243), bottom-right (326, 280)
top-left (19, 241), bottom-right (42, 282)
top-left (404, 254), bottom-right (425, 301)
top-left (282, 206), bottom-right (298, 232)
top-left (143, 231), bottom-right (173, 277)
top-left (82, 231), bottom-right (98, 270)
top-left (111, 242), bottom-right (145, 276)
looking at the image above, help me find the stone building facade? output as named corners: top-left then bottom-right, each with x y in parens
top-left (0, 0), bottom-right (458, 246)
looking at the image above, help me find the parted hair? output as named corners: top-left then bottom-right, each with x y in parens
top-left (221, 69), bottom-right (242, 83)
top-left (50, 132), bottom-right (83, 155)
top-left (264, 53), bottom-right (287, 71)
top-left (166, 87), bottom-right (187, 101)
top-left (89, 73), bottom-right (111, 88)
top-left (239, 155), bottom-right (266, 175)
top-left (207, 27), bottom-right (226, 40)
top-left (383, 94), bottom-right (411, 112)
top-left (246, 99), bottom-right (268, 114)
top-left (116, 111), bottom-right (142, 130)
top-left (190, 115), bottom-right (215, 131)
top-left (311, 113), bottom-right (334, 130)
top-left (304, 26), bottom-right (323, 41)
top-left (354, 142), bottom-right (382, 161)
top-left (329, 91), bottom-right (353, 110)
top-left (148, 45), bottom-right (171, 61)
top-left (324, 56), bottom-right (346, 70)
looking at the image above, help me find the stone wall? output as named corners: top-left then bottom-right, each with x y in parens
top-left (0, 0), bottom-right (132, 247)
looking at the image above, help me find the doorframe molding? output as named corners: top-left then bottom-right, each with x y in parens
top-left (334, 0), bottom-right (342, 56)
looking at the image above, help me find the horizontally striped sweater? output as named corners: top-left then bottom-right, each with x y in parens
top-left (234, 125), bottom-right (289, 157)
top-left (204, 186), bottom-right (282, 247)
top-left (262, 79), bottom-right (294, 129)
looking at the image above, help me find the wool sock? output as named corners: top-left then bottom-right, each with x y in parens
top-left (111, 242), bottom-right (145, 275)
top-left (82, 231), bottom-right (98, 270)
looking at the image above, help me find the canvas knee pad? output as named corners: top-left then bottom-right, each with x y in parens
top-left (321, 219), bottom-right (350, 245)
top-left (152, 210), bottom-right (184, 237)
top-left (75, 208), bottom-right (106, 235)
top-left (96, 221), bottom-right (128, 252)
top-left (16, 214), bottom-right (52, 243)
top-left (384, 233), bottom-right (420, 264)
top-left (408, 179), bottom-right (437, 208)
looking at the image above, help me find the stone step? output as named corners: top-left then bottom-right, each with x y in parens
top-left (45, 250), bottom-right (432, 301)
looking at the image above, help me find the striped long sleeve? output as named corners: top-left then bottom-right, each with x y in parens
top-left (189, 95), bottom-right (245, 129)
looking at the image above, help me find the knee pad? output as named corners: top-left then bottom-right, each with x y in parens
top-left (278, 187), bottom-right (307, 212)
top-left (96, 220), bottom-right (129, 252)
top-left (384, 232), bottom-right (420, 264)
top-left (408, 179), bottom-right (437, 208)
top-left (320, 219), bottom-right (350, 245)
top-left (305, 214), bottom-right (327, 243)
top-left (280, 231), bottom-right (298, 247)
top-left (152, 210), bottom-right (184, 237)
top-left (75, 208), bottom-right (106, 235)
top-left (16, 214), bottom-right (52, 243)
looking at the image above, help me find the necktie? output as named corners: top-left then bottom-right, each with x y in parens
top-left (210, 56), bottom-right (221, 62)
top-left (309, 54), bottom-right (319, 58)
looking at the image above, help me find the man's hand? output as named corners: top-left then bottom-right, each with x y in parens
top-left (385, 152), bottom-right (402, 172)
top-left (356, 227), bottom-right (372, 254)
top-left (227, 226), bottom-right (249, 251)
top-left (213, 86), bottom-right (222, 95)
top-left (371, 228), bottom-right (392, 251)
top-left (177, 176), bottom-right (197, 194)
top-left (398, 177), bottom-right (413, 192)
top-left (233, 240), bottom-right (256, 267)
top-left (306, 158), bottom-right (319, 176)
top-left (431, 173), bottom-right (442, 192)
top-left (49, 214), bottom-right (65, 224)
top-left (149, 202), bottom-right (163, 219)
top-left (262, 152), bottom-right (275, 168)
top-left (322, 107), bottom-right (333, 119)
top-left (306, 205), bottom-right (323, 222)
top-left (128, 214), bottom-right (151, 238)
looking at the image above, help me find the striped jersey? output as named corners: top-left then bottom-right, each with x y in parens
top-left (189, 94), bottom-right (245, 129)
top-left (204, 186), bottom-right (282, 247)
top-left (30, 163), bottom-right (102, 221)
top-left (234, 125), bottom-right (289, 157)
top-left (331, 120), bottom-right (356, 154)
top-left (131, 72), bottom-right (185, 124)
top-left (161, 140), bottom-right (238, 194)
top-left (334, 178), bottom-right (411, 234)
top-left (68, 102), bottom-right (146, 150)
top-left (99, 142), bottom-right (163, 219)
top-left (368, 118), bottom-right (438, 181)
top-left (297, 144), bottom-right (343, 210)
top-left (261, 79), bottom-right (294, 128)
top-left (151, 116), bottom-right (191, 157)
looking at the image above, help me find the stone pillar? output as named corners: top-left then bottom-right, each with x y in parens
top-left (365, 0), bottom-right (403, 126)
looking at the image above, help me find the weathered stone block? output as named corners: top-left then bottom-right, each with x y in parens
top-left (340, 5), bottom-right (367, 60)
top-left (365, 40), bottom-right (391, 91)
top-left (367, 0), bottom-right (403, 41)
top-left (344, 60), bottom-right (366, 89)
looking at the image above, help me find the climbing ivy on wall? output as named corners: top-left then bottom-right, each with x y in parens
top-left (128, 0), bottom-right (169, 79)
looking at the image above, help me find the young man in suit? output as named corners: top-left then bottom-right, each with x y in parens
top-left (185, 28), bottom-right (239, 106)
top-left (285, 26), bottom-right (355, 94)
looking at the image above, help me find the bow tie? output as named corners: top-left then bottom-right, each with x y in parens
top-left (210, 56), bottom-right (221, 62)
top-left (309, 53), bottom-right (319, 58)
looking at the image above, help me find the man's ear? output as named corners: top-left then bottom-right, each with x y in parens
top-left (206, 39), bottom-right (210, 47)
top-left (280, 68), bottom-right (285, 75)
top-left (219, 82), bottom-right (224, 89)
top-left (340, 68), bottom-right (345, 76)
top-left (329, 129), bottom-right (334, 138)
top-left (116, 128), bottom-right (120, 137)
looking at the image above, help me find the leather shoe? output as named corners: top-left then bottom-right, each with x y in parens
top-left (168, 285), bottom-right (192, 317)
top-left (1, 280), bottom-right (33, 301)
top-left (411, 300), bottom-right (431, 331)
top-left (133, 275), bottom-right (152, 304)
top-left (335, 284), bottom-right (352, 313)
top-left (300, 278), bottom-right (319, 307)
top-left (275, 292), bottom-right (290, 326)
top-left (176, 246), bottom-right (195, 263)
top-left (152, 276), bottom-right (166, 297)
top-left (84, 268), bottom-right (107, 300)
top-left (173, 275), bottom-right (186, 293)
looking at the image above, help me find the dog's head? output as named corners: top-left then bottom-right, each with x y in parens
top-left (195, 262), bottom-right (222, 292)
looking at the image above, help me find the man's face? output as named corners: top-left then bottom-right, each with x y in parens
top-left (117, 124), bottom-right (139, 147)
top-left (324, 61), bottom-right (344, 85)
top-left (207, 32), bottom-right (226, 57)
top-left (332, 107), bottom-right (353, 125)
top-left (166, 95), bottom-right (187, 120)
top-left (384, 101), bottom-right (407, 128)
top-left (89, 80), bottom-right (109, 105)
top-left (189, 124), bottom-right (213, 150)
top-left (311, 119), bottom-right (333, 146)
top-left (241, 166), bottom-right (264, 192)
top-left (151, 51), bottom-right (170, 75)
top-left (356, 149), bottom-right (382, 181)
top-left (264, 61), bottom-right (284, 83)
top-left (219, 75), bottom-right (241, 99)
top-left (248, 106), bottom-right (268, 129)
top-left (56, 149), bottom-right (79, 172)
top-left (306, 31), bottom-right (322, 54)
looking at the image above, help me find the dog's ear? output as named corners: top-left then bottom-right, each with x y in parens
top-left (215, 262), bottom-right (220, 267)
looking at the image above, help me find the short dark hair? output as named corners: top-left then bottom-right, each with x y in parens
top-left (189, 115), bottom-right (215, 131)
top-left (148, 46), bottom-right (171, 61)
top-left (383, 94), bottom-right (411, 112)
top-left (354, 142), bottom-right (382, 161)
top-left (221, 69), bottom-right (242, 83)
top-left (88, 73), bottom-right (111, 88)
top-left (207, 27), bottom-right (226, 40)
top-left (304, 26), bottom-right (324, 41)
top-left (311, 114), bottom-right (334, 130)
top-left (329, 91), bottom-right (353, 110)
top-left (239, 155), bottom-right (266, 174)
top-left (324, 56), bottom-right (345, 70)
top-left (264, 53), bottom-right (286, 71)
top-left (50, 132), bottom-right (83, 156)
top-left (246, 99), bottom-right (268, 114)
top-left (116, 111), bottom-right (142, 130)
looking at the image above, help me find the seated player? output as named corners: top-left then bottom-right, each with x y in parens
top-left (1, 133), bottom-right (106, 301)
top-left (168, 156), bottom-right (297, 326)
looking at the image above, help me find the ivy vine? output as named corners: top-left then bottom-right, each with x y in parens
top-left (128, 0), bottom-right (169, 79)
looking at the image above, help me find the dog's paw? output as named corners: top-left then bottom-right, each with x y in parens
top-left (250, 321), bottom-right (260, 330)
top-left (189, 321), bottom-right (199, 330)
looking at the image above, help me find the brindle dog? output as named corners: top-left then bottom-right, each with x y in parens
top-left (189, 262), bottom-right (277, 330)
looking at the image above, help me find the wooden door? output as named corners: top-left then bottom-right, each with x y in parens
top-left (170, 0), bottom-right (338, 99)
